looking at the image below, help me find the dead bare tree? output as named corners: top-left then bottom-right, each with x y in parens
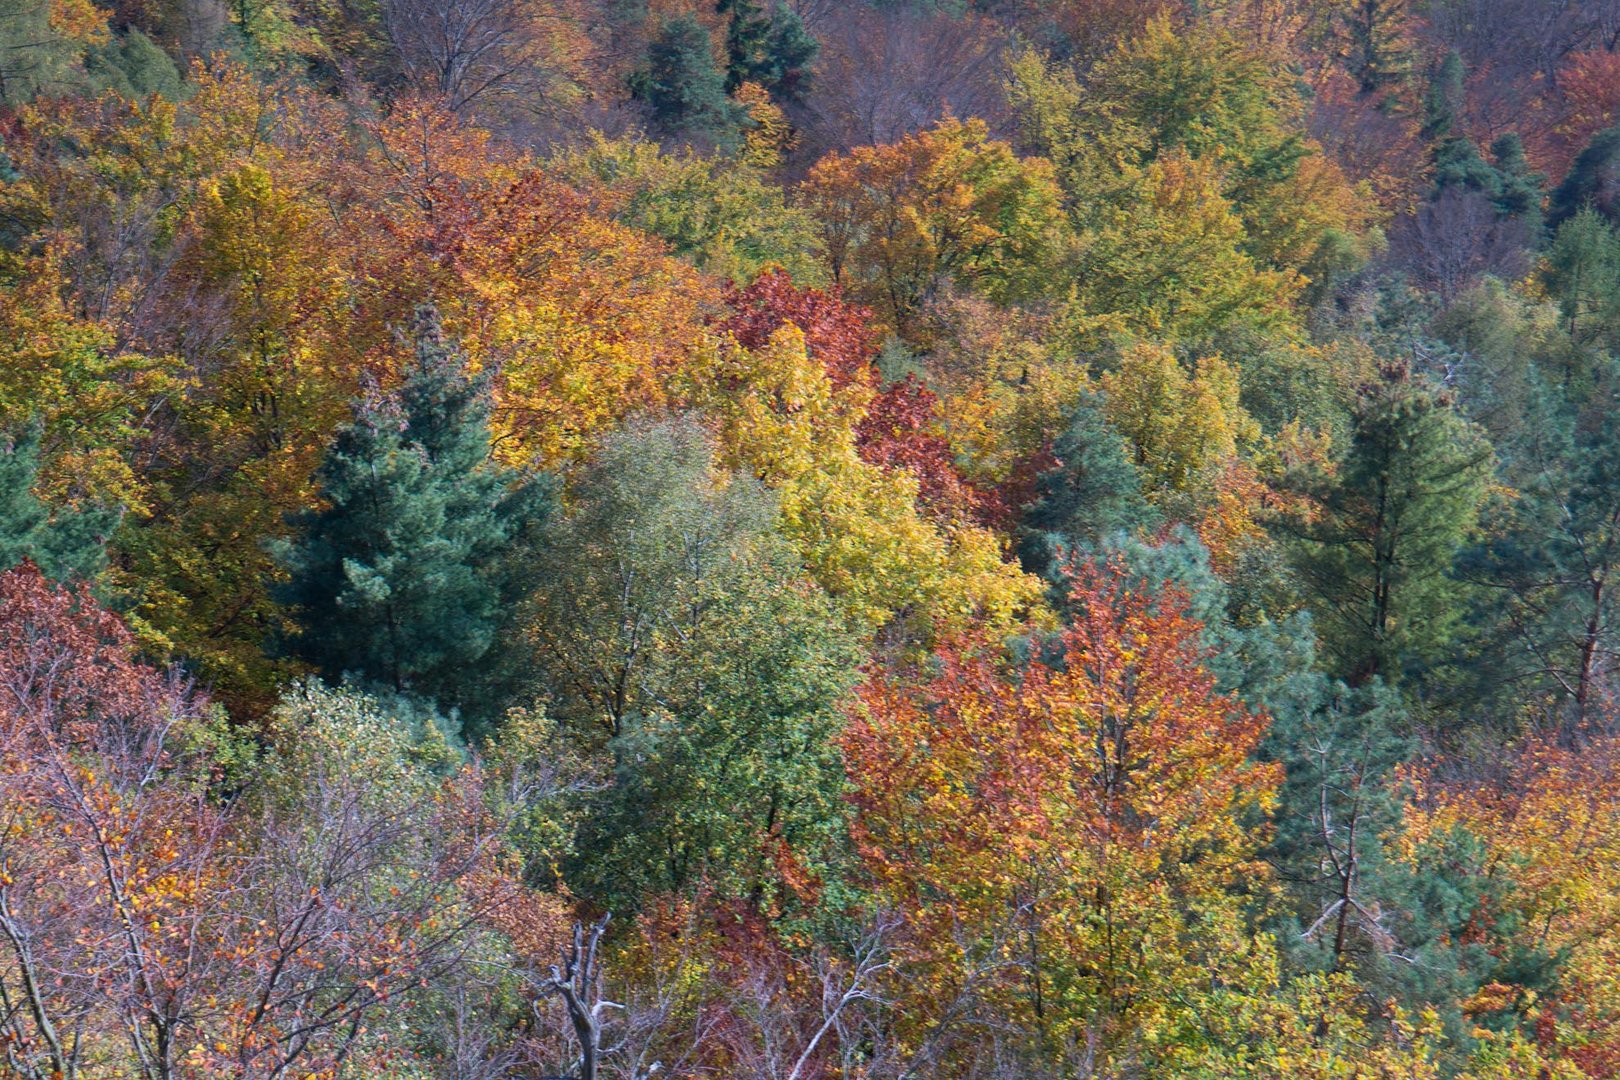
top-left (1422, 0), bottom-right (1620, 90)
top-left (538, 916), bottom-right (618, 1080)
top-left (783, 916), bottom-right (897, 1080)
top-left (1390, 188), bottom-right (1534, 302)
top-left (788, 5), bottom-right (1012, 170)
top-left (380, 0), bottom-right (590, 115)
top-left (713, 912), bottom-right (898, 1080)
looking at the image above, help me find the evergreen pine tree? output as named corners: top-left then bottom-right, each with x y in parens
top-left (1287, 363), bottom-right (1493, 685)
top-left (1420, 51), bottom-right (1462, 144)
top-left (272, 306), bottom-right (550, 722)
top-left (1099, 526), bottom-right (1526, 1033)
top-left (763, 4), bottom-right (817, 97)
top-left (1488, 133), bottom-right (1544, 232)
top-left (1258, 661), bottom-right (1524, 1039)
top-left (1549, 125), bottom-right (1620, 230)
top-left (718, 0), bottom-right (817, 97)
top-left (630, 14), bottom-right (745, 140)
top-left (1424, 53), bottom-right (1503, 205)
top-left (1257, 662), bottom-right (1413, 972)
top-left (0, 427), bottom-right (118, 582)
top-left (1341, 0), bottom-right (1413, 98)
top-left (82, 28), bottom-right (182, 100)
top-left (1544, 207), bottom-right (1620, 355)
top-left (1418, 53), bottom-right (1544, 233)
top-left (1461, 396), bottom-right (1620, 737)
top-left (0, 134), bottom-right (18, 183)
top-left (719, 0), bottom-right (771, 90)
top-left (1018, 392), bottom-right (1155, 581)
top-left (0, 0), bottom-right (94, 104)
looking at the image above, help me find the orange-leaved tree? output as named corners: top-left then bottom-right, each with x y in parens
top-left (1401, 730), bottom-right (1620, 1075)
top-left (0, 564), bottom-right (561, 1079)
top-left (843, 556), bottom-right (1279, 1071)
top-left (800, 117), bottom-right (1068, 339)
top-left (0, 561), bottom-right (224, 1080)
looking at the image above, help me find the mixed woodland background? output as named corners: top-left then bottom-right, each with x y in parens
top-left (6, 0), bottom-right (1620, 1075)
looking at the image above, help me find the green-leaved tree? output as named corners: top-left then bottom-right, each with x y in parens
top-left (528, 415), bottom-right (860, 912)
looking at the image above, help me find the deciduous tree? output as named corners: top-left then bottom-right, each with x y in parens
top-left (1099, 343), bottom-right (1257, 494)
top-left (547, 131), bottom-right (823, 284)
top-left (800, 117), bottom-right (1067, 337)
top-left (526, 415), bottom-right (859, 912)
top-left (844, 558), bottom-right (1279, 1073)
top-left (679, 324), bottom-right (1039, 634)
top-left (0, 562), bottom-right (218, 1080)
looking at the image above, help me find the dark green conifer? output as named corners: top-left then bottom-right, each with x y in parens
top-left (272, 306), bottom-right (550, 723)
top-left (83, 28), bottom-right (182, 100)
top-left (1418, 54), bottom-right (1543, 234)
top-left (1549, 125), bottom-right (1620, 230)
top-left (1461, 395), bottom-right (1620, 737)
top-left (1287, 363), bottom-right (1493, 685)
top-left (630, 14), bottom-right (745, 140)
top-left (1488, 133), bottom-right (1543, 231)
top-left (1259, 661), bottom-right (1530, 1042)
top-left (1424, 54), bottom-right (1500, 204)
top-left (0, 427), bottom-right (118, 582)
top-left (1341, 0), bottom-right (1413, 98)
top-left (1543, 207), bottom-right (1620, 357)
top-left (718, 0), bottom-right (817, 97)
top-left (1018, 392), bottom-right (1154, 581)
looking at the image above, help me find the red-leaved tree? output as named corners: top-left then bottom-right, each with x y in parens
top-left (723, 271), bottom-right (996, 526)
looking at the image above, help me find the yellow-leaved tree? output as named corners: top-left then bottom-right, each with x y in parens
top-left (1007, 14), bottom-right (1376, 342)
top-left (1401, 737), bottom-right (1620, 1073)
top-left (1100, 342), bottom-right (1258, 494)
top-left (679, 324), bottom-right (1040, 634)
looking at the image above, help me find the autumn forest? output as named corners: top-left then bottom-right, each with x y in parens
top-left (3, 0), bottom-right (1620, 1076)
